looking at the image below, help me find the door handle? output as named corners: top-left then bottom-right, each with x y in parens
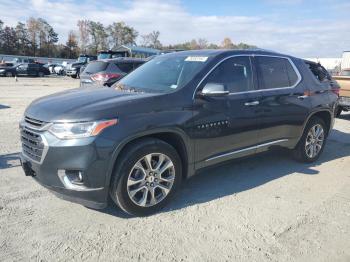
top-left (244, 101), bottom-right (259, 106)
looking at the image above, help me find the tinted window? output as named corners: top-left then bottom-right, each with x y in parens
top-left (205, 56), bottom-right (253, 93)
top-left (306, 62), bottom-right (331, 82)
top-left (257, 56), bottom-right (298, 89)
top-left (84, 62), bottom-right (108, 73)
top-left (116, 63), bottom-right (134, 73)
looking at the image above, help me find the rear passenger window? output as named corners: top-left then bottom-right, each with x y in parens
top-left (117, 63), bottom-right (134, 73)
top-left (306, 63), bottom-right (331, 82)
top-left (256, 56), bottom-right (299, 89)
top-left (205, 56), bottom-right (254, 93)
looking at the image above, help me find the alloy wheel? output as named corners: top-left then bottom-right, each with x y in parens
top-left (127, 153), bottom-right (175, 207)
top-left (305, 124), bottom-right (324, 158)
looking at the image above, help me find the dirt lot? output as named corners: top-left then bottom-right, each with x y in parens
top-left (0, 77), bottom-right (349, 262)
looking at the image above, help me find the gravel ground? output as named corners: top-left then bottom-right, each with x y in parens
top-left (0, 77), bottom-right (350, 262)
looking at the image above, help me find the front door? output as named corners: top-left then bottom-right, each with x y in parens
top-left (192, 56), bottom-right (261, 168)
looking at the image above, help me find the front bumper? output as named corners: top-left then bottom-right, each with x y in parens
top-left (66, 69), bottom-right (78, 76)
top-left (19, 129), bottom-right (117, 209)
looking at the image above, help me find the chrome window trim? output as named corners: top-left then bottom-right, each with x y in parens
top-left (205, 139), bottom-right (288, 162)
top-left (193, 54), bottom-right (302, 99)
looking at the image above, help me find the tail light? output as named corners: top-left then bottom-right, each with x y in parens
top-left (91, 73), bottom-right (121, 82)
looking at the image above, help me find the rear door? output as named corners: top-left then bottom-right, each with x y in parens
top-left (253, 56), bottom-right (310, 149)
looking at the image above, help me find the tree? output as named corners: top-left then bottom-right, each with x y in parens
top-left (221, 37), bottom-right (236, 49)
top-left (0, 20), bottom-right (4, 53)
top-left (15, 22), bottom-right (30, 55)
top-left (141, 31), bottom-right (162, 49)
top-left (65, 31), bottom-right (78, 58)
top-left (46, 26), bottom-right (58, 57)
top-left (27, 17), bottom-right (40, 56)
top-left (1, 26), bottom-right (17, 54)
top-left (197, 38), bottom-right (208, 49)
top-left (77, 20), bottom-right (90, 53)
top-left (88, 21), bottom-right (108, 54)
top-left (237, 42), bottom-right (256, 49)
top-left (107, 22), bottom-right (138, 48)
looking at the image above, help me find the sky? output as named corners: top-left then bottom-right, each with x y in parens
top-left (1, 0), bottom-right (350, 57)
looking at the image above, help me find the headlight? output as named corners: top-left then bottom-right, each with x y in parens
top-left (0, 69), bottom-right (5, 72)
top-left (48, 119), bottom-right (118, 139)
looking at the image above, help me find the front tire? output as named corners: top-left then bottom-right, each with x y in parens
top-left (293, 116), bottom-right (327, 163)
top-left (110, 138), bottom-right (182, 216)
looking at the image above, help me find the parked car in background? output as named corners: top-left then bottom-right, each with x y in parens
top-left (20, 49), bottom-right (339, 216)
top-left (12, 57), bottom-right (35, 65)
top-left (66, 55), bottom-right (97, 79)
top-left (0, 62), bottom-right (17, 77)
top-left (16, 63), bottom-right (50, 77)
top-left (53, 64), bottom-right (66, 75)
top-left (45, 63), bottom-right (60, 74)
top-left (80, 58), bottom-right (147, 88)
top-left (97, 50), bottom-right (125, 60)
top-left (333, 69), bottom-right (350, 116)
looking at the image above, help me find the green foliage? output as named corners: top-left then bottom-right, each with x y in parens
top-left (0, 19), bottom-right (257, 59)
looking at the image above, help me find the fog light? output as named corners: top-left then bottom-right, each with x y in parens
top-left (57, 169), bottom-right (103, 192)
top-left (65, 170), bottom-right (84, 185)
top-left (58, 169), bottom-right (86, 190)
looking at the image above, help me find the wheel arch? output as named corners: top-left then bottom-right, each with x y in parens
top-left (301, 109), bottom-right (333, 138)
top-left (105, 129), bottom-right (193, 188)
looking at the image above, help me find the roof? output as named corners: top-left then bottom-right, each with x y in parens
top-left (160, 48), bottom-right (293, 58)
top-left (115, 45), bottom-right (161, 54)
top-left (92, 57), bottom-right (148, 63)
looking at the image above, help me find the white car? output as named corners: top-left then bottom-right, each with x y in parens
top-left (54, 63), bottom-right (67, 75)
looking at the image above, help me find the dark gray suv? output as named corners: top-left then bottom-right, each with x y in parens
top-left (80, 58), bottom-right (146, 88)
top-left (20, 49), bottom-right (339, 216)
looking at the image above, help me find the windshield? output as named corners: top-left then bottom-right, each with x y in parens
top-left (114, 54), bottom-right (210, 93)
top-left (340, 70), bottom-right (350, 76)
top-left (77, 57), bottom-right (87, 63)
top-left (98, 53), bottom-right (112, 60)
top-left (84, 61), bottom-right (108, 74)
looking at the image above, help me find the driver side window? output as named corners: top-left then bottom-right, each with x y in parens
top-left (205, 56), bottom-right (254, 93)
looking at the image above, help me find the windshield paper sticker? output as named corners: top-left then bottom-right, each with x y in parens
top-left (185, 56), bottom-right (208, 62)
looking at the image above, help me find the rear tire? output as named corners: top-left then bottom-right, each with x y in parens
top-left (38, 71), bottom-right (44, 77)
top-left (110, 138), bottom-right (182, 216)
top-left (293, 116), bottom-right (327, 163)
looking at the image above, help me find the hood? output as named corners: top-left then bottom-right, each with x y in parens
top-left (71, 62), bottom-right (85, 67)
top-left (25, 88), bottom-right (156, 122)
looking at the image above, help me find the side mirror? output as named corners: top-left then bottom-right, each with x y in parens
top-left (200, 83), bottom-right (229, 97)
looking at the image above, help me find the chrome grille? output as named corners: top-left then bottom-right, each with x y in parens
top-left (20, 127), bottom-right (45, 162)
top-left (24, 116), bottom-right (48, 129)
